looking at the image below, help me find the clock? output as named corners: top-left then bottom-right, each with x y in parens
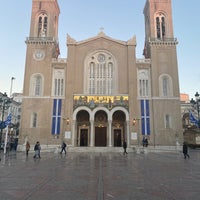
top-left (34, 50), bottom-right (45, 60)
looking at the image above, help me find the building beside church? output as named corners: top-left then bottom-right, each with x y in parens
top-left (19, 0), bottom-right (182, 150)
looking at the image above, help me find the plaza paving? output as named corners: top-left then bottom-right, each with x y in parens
top-left (0, 148), bottom-right (200, 200)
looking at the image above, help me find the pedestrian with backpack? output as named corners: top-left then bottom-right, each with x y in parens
top-left (33, 141), bottom-right (41, 158)
top-left (60, 141), bottom-right (67, 154)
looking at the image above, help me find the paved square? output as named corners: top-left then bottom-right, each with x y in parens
top-left (0, 149), bottom-right (199, 200)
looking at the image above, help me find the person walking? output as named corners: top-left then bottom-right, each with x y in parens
top-left (144, 137), bottom-right (148, 147)
top-left (33, 141), bottom-right (41, 158)
top-left (183, 142), bottom-right (190, 159)
top-left (26, 141), bottom-right (30, 156)
top-left (142, 137), bottom-right (148, 147)
top-left (142, 137), bottom-right (146, 147)
top-left (123, 140), bottom-right (128, 155)
top-left (60, 141), bottom-right (67, 154)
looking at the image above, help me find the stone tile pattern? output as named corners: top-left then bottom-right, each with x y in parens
top-left (0, 150), bottom-right (199, 200)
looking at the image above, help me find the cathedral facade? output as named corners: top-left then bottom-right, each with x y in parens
top-left (19, 0), bottom-right (182, 149)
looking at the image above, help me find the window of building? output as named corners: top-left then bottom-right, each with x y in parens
top-left (35, 75), bottom-right (42, 96)
top-left (85, 52), bottom-right (116, 95)
top-left (52, 69), bottom-right (64, 96)
top-left (159, 74), bottom-right (173, 97)
top-left (155, 13), bottom-right (166, 39)
top-left (163, 76), bottom-right (169, 96)
top-left (31, 113), bottom-right (37, 128)
top-left (165, 114), bottom-right (171, 128)
top-left (38, 13), bottom-right (48, 37)
top-left (138, 69), bottom-right (150, 97)
top-left (30, 74), bottom-right (43, 96)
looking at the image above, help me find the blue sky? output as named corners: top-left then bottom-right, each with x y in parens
top-left (0, 0), bottom-right (199, 99)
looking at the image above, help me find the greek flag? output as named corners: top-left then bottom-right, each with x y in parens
top-left (189, 112), bottom-right (199, 127)
top-left (51, 99), bottom-right (61, 135)
top-left (141, 99), bottom-right (150, 135)
top-left (4, 113), bottom-right (12, 126)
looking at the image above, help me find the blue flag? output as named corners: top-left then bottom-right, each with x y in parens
top-left (189, 112), bottom-right (199, 127)
top-left (4, 113), bottom-right (12, 126)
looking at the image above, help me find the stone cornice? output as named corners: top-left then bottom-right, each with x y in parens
top-left (25, 37), bottom-right (57, 45)
top-left (67, 32), bottom-right (136, 46)
top-left (149, 38), bottom-right (178, 46)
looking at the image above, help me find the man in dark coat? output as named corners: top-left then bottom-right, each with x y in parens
top-left (183, 142), bottom-right (190, 159)
top-left (123, 140), bottom-right (128, 155)
top-left (60, 141), bottom-right (67, 154)
top-left (33, 141), bottom-right (41, 158)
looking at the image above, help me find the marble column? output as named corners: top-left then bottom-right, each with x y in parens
top-left (90, 120), bottom-right (94, 147)
top-left (72, 120), bottom-right (76, 146)
top-left (126, 120), bottom-right (130, 147)
top-left (108, 120), bottom-right (112, 147)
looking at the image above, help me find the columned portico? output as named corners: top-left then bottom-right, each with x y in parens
top-left (72, 105), bottom-right (130, 147)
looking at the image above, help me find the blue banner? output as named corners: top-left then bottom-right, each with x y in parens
top-left (51, 99), bottom-right (62, 135)
top-left (140, 100), bottom-right (150, 135)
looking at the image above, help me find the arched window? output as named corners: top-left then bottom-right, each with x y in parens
top-left (155, 13), bottom-right (166, 39)
top-left (30, 74), bottom-right (43, 96)
top-left (52, 69), bottom-right (64, 96)
top-left (163, 76), bottom-right (169, 96)
top-left (159, 74), bottom-right (173, 97)
top-left (35, 76), bottom-right (42, 96)
top-left (138, 69), bottom-right (150, 97)
top-left (38, 13), bottom-right (48, 37)
top-left (85, 52), bottom-right (116, 95)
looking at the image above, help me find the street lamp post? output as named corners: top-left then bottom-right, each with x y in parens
top-left (0, 93), bottom-right (11, 144)
top-left (190, 92), bottom-right (200, 128)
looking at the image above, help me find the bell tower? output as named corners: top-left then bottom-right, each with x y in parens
top-left (143, 0), bottom-right (175, 58)
top-left (23, 0), bottom-right (60, 97)
top-left (143, 0), bottom-right (182, 145)
top-left (29, 0), bottom-right (60, 39)
top-left (20, 0), bottom-right (61, 145)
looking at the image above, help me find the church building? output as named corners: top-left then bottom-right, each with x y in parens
top-left (19, 0), bottom-right (182, 150)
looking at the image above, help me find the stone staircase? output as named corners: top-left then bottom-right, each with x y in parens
top-left (17, 144), bottom-right (181, 153)
top-left (66, 146), bottom-right (135, 153)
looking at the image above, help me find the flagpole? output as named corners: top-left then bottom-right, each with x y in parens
top-left (3, 125), bottom-right (9, 154)
top-left (10, 77), bottom-right (15, 97)
top-left (3, 107), bottom-right (12, 154)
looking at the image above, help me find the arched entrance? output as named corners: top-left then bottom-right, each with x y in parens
top-left (73, 106), bottom-right (130, 147)
top-left (76, 110), bottom-right (90, 147)
top-left (112, 111), bottom-right (126, 147)
top-left (94, 111), bottom-right (107, 146)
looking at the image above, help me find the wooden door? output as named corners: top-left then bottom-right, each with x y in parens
top-left (95, 127), bottom-right (106, 146)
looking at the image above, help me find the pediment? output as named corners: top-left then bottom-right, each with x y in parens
top-left (67, 31), bottom-right (136, 46)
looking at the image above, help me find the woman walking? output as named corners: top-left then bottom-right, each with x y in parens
top-left (26, 141), bottom-right (30, 156)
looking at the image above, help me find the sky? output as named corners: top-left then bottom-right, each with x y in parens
top-left (0, 0), bottom-right (199, 99)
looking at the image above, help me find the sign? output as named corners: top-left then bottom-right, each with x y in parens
top-left (196, 136), bottom-right (200, 144)
top-left (131, 132), bottom-right (137, 140)
top-left (65, 131), bottom-right (71, 139)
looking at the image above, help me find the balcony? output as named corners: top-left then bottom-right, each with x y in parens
top-left (25, 37), bottom-right (57, 45)
top-left (149, 37), bottom-right (178, 46)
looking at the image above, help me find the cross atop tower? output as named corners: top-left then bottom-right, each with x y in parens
top-left (99, 27), bottom-right (104, 32)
